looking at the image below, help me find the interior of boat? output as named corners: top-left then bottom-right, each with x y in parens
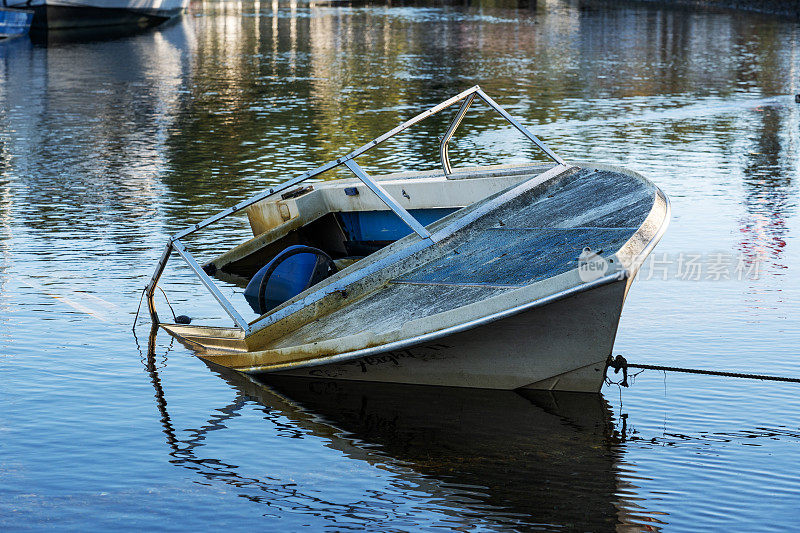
top-left (205, 164), bottom-right (550, 287)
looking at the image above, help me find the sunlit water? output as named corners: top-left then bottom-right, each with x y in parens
top-left (2, 0), bottom-right (800, 530)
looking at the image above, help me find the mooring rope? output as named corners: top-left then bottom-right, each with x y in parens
top-left (605, 355), bottom-right (800, 386)
top-left (629, 363), bottom-right (800, 383)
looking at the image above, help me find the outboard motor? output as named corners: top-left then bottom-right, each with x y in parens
top-left (244, 245), bottom-right (338, 315)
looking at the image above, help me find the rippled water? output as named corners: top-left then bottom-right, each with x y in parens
top-left (2, 0), bottom-right (800, 530)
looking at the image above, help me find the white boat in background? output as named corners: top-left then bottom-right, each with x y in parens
top-left (145, 87), bottom-right (670, 393)
top-left (3, 0), bottom-right (187, 29)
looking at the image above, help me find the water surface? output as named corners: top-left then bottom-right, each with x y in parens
top-left (1, 1), bottom-right (800, 530)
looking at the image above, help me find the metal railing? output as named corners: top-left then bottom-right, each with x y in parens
top-left (146, 85), bottom-right (565, 333)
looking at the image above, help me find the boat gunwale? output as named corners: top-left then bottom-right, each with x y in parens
top-left (234, 271), bottom-right (632, 374)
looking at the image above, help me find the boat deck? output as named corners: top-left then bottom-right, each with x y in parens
top-left (395, 226), bottom-right (636, 287)
top-left (269, 167), bottom-right (656, 349)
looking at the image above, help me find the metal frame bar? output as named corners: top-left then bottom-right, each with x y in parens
top-left (440, 93), bottom-right (475, 175)
top-left (343, 160), bottom-right (432, 241)
top-left (475, 90), bottom-right (566, 166)
top-left (171, 239), bottom-right (251, 333)
top-left (145, 85), bottom-right (565, 330)
top-left (146, 242), bottom-right (173, 323)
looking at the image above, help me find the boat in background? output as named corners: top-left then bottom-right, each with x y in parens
top-left (146, 87), bottom-right (670, 393)
top-left (3, 0), bottom-right (187, 30)
top-left (0, 7), bottom-right (32, 38)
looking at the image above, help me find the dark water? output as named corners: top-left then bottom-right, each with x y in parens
top-left (2, 0), bottom-right (800, 530)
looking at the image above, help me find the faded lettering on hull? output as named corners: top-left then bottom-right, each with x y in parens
top-left (307, 343), bottom-right (453, 377)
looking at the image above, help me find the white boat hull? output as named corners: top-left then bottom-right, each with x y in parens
top-left (5, 0), bottom-right (186, 29)
top-left (274, 277), bottom-right (629, 392)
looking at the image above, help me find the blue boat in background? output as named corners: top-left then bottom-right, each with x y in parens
top-left (0, 7), bottom-right (32, 38)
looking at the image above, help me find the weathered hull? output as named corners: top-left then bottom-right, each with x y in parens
top-left (274, 277), bottom-right (628, 392)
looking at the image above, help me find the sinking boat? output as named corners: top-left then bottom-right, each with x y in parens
top-left (146, 86), bottom-right (670, 393)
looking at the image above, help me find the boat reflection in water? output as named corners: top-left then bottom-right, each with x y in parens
top-left (245, 377), bottom-right (633, 529)
top-left (143, 331), bottom-right (660, 530)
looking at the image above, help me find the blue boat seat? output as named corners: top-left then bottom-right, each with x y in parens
top-left (244, 245), bottom-right (337, 315)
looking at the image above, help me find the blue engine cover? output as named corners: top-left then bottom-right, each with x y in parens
top-left (244, 246), bottom-right (336, 315)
